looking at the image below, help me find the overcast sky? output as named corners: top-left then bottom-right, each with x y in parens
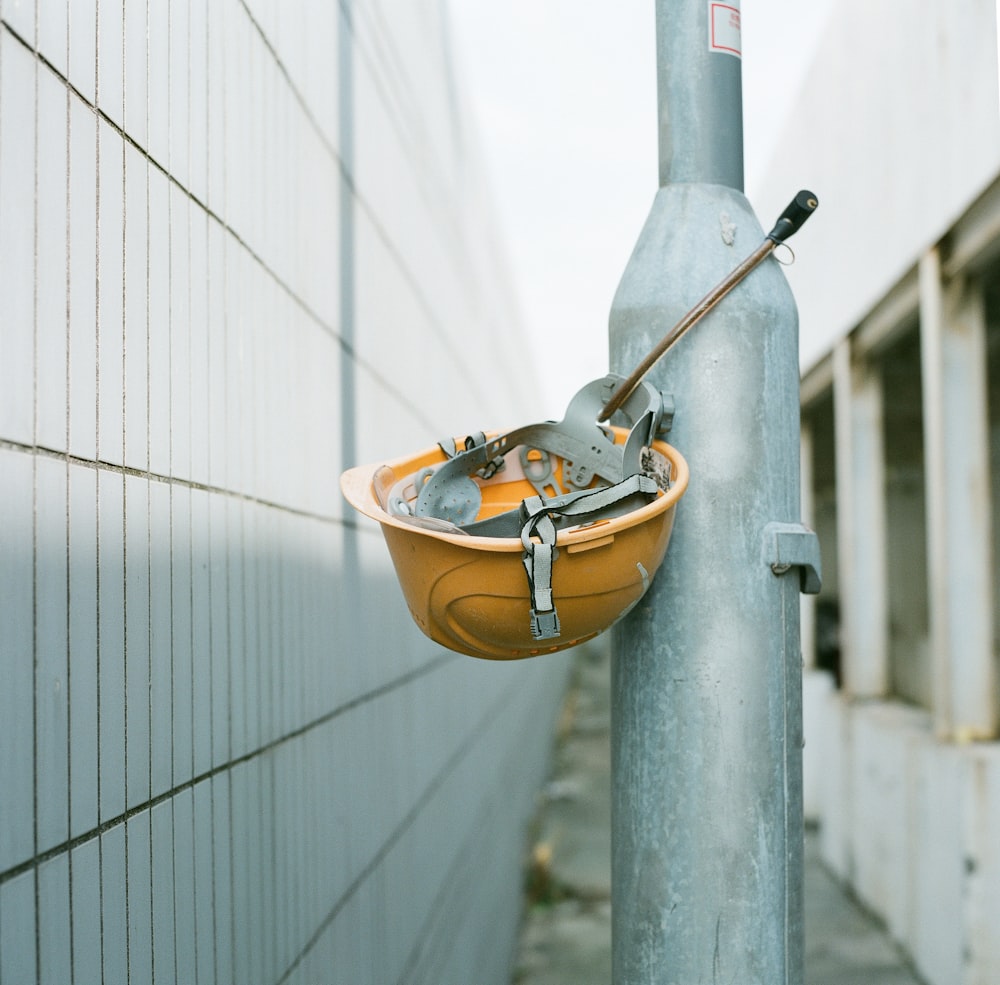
top-left (449, 1), bottom-right (833, 414)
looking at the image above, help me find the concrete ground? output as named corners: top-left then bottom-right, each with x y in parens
top-left (512, 641), bottom-right (926, 985)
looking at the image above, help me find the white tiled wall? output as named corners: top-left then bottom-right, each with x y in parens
top-left (0, 3), bottom-right (569, 982)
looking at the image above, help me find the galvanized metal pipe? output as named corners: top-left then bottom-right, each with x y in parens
top-left (609, 2), bottom-right (806, 982)
top-left (656, 0), bottom-right (743, 188)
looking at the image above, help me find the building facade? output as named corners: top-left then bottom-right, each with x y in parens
top-left (752, 2), bottom-right (1000, 982)
top-left (0, 2), bottom-right (570, 982)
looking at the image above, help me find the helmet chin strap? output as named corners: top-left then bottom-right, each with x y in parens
top-left (518, 473), bottom-right (660, 640)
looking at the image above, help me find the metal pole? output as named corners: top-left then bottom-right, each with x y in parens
top-left (609, 2), bottom-right (807, 983)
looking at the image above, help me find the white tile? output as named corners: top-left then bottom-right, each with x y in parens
top-left (150, 800), bottom-right (176, 983)
top-left (0, 870), bottom-right (37, 983)
top-left (172, 788), bottom-right (197, 984)
top-left (223, 244), bottom-right (246, 491)
top-left (168, 0), bottom-right (190, 188)
top-left (36, 66), bottom-right (69, 453)
top-left (125, 474), bottom-right (150, 809)
top-left (148, 477), bottom-right (173, 797)
top-left (249, 279), bottom-right (272, 502)
top-left (100, 824), bottom-right (127, 983)
top-left (240, 260), bottom-right (261, 495)
top-left (37, 855), bottom-right (72, 985)
top-left (68, 96), bottom-right (98, 462)
top-left (258, 757), bottom-right (276, 979)
top-left (38, 0), bottom-right (68, 78)
top-left (246, 759), bottom-right (268, 977)
top-left (170, 184), bottom-right (191, 477)
top-left (305, 733), bottom-right (326, 925)
top-left (0, 36), bottom-right (37, 446)
top-left (35, 456), bottom-right (70, 853)
top-left (3, 0), bottom-right (36, 47)
top-left (265, 83), bottom-right (289, 289)
top-left (96, 0), bottom-right (123, 128)
top-left (98, 470), bottom-right (126, 822)
top-left (208, 494), bottom-right (230, 767)
top-left (329, 877), bottom-right (365, 985)
top-left (188, 0), bottom-right (208, 205)
top-left (257, 509), bottom-right (275, 743)
top-left (227, 496), bottom-right (247, 757)
top-left (191, 487), bottom-right (211, 776)
top-left (223, 11), bottom-right (248, 241)
top-left (268, 306), bottom-right (294, 505)
top-left (304, 3), bottom-right (339, 147)
top-left (146, 0), bottom-right (169, 167)
top-left (0, 450), bottom-right (35, 872)
top-left (291, 740), bottom-right (311, 960)
top-left (124, 144), bottom-right (149, 470)
top-left (126, 813), bottom-right (153, 983)
top-left (298, 523), bottom-right (321, 720)
top-left (205, 0), bottom-right (227, 213)
top-left (171, 484), bottom-right (194, 783)
top-left (193, 780), bottom-right (217, 983)
top-left (299, 329), bottom-right (340, 519)
top-left (272, 297), bottom-right (294, 508)
top-left (147, 166), bottom-right (171, 476)
top-left (123, 0), bottom-right (147, 146)
top-left (271, 747), bottom-right (289, 971)
top-left (243, 0), bottom-right (277, 54)
top-left (211, 775), bottom-right (234, 984)
top-left (98, 121), bottom-right (125, 466)
top-left (230, 762), bottom-right (257, 984)
top-left (306, 523), bottom-right (343, 718)
top-left (241, 504), bottom-right (261, 752)
top-left (70, 839), bottom-right (102, 983)
top-left (251, 54), bottom-right (272, 270)
top-left (68, 463), bottom-right (98, 838)
top-left (67, 0), bottom-right (97, 101)
top-left (206, 220), bottom-right (227, 489)
top-left (188, 209), bottom-right (210, 486)
top-left (278, 519), bottom-right (300, 732)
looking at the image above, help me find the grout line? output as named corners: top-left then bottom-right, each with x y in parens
top-left (119, 0), bottom-right (132, 972)
top-left (275, 664), bottom-right (521, 985)
top-left (0, 650), bottom-right (459, 890)
top-left (0, 438), bottom-right (352, 528)
top-left (63, 3), bottom-right (77, 977)
top-left (201, 6), bottom-right (218, 960)
top-left (31, 7), bottom-right (43, 977)
top-left (0, 15), bottom-right (452, 438)
top-left (165, 11), bottom-right (179, 966)
top-left (141, 1), bottom-right (157, 976)
top-left (93, 4), bottom-right (106, 971)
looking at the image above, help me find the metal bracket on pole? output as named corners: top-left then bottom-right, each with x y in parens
top-left (764, 521), bottom-right (822, 595)
top-left (655, 393), bottom-right (675, 436)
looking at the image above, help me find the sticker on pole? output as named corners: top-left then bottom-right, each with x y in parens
top-left (709, 2), bottom-right (741, 58)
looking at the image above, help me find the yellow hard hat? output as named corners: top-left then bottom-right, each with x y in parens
top-left (340, 375), bottom-right (688, 660)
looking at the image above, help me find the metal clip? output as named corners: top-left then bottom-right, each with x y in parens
top-left (656, 392), bottom-right (675, 436)
top-left (764, 522), bottom-right (822, 595)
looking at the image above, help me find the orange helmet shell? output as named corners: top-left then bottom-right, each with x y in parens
top-left (341, 427), bottom-right (688, 660)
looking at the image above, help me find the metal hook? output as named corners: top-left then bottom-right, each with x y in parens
top-left (773, 242), bottom-right (796, 266)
